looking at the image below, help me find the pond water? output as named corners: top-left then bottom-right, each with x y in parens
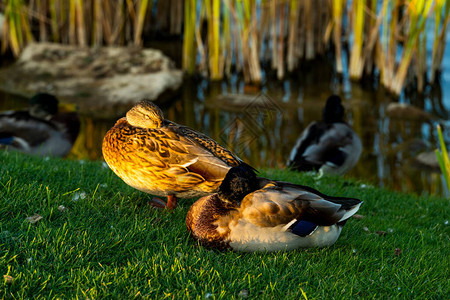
top-left (1, 40), bottom-right (449, 197)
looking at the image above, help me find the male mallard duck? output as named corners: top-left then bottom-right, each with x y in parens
top-left (287, 95), bottom-right (362, 175)
top-left (102, 99), bottom-right (249, 209)
top-left (0, 93), bottom-right (80, 157)
top-left (186, 165), bottom-right (362, 252)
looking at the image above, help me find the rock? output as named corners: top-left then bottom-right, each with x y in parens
top-left (387, 102), bottom-right (436, 122)
top-left (413, 150), bottom-right (448, 172)
top-left (0, 43), bottom-right (183, 118)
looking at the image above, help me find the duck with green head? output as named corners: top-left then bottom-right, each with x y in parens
top-left (186, 165), bottom-right (362, 252)
top-left (287, 95), bottom-right (362, 175)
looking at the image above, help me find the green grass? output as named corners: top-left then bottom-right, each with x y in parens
top-left (0, 151), bottom-right (448, 299)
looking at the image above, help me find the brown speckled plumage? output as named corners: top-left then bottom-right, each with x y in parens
top-left (102, 100), bottom-right (243, 207)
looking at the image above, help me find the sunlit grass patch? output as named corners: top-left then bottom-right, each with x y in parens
top-left (0, 151), bottom-right (448, 298)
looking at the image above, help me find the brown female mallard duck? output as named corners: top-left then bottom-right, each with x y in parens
top-left (102, 99), bottom-right (248, 209)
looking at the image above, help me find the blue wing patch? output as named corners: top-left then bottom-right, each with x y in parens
top-left (289, 220), bottom-right (318, 237)
top-left (0, 137), bottom-right (14, 145)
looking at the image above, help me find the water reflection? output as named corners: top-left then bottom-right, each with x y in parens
top-left (0, 59), bottom-right (448, 196)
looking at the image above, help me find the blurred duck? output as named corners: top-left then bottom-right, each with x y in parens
top-left (186, 165), bottom-right (362, 252)
top-left (102, 99), bottom-right (249, 209)
top-left (0, 93), bottom-right (80, 157)
top-left (287, 95), bottom-right (362, 175)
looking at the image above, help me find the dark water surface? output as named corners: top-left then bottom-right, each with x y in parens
top-left (1, 40), bottom-right (449, 197)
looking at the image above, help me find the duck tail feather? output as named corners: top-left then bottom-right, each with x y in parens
top-left (338, 201), bottom-right (362, 222)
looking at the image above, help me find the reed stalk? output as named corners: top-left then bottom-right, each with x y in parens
top-left (246, 0), bottom-right (262, 83)
top-left (125, 0), bottom-right (136, 25)
top-left (248, 1), bottom-right (262, 83)
top-left (297, 1), bottom-right (305, 59)
top-left (182, 0), bottom-right (196, 74)
top-left (222, 1), bottom-right (232, 76)
top-left (92, 0), bottom-right (102, 45)
top-left (287, 0), bottom-right (299, 72)
top-left (109, 2), bottom-right (125, 45)
top-left (59, 0), bottom-right (67, 43)
top-left (331, 0), bottom-right (346, 73)
top-left (276, 1), bottom-right (285, 79)
top-left (19, 2), bottom-right (33, 44)
top-left (229, 0), bottom-right (242, 73)
top-left (225, 0), bottom-right (261, 83)
top-left (69, 0), bottom-right (76, 44)
top-left (102, 1), bottom-right (113, 44)
top-left (235, 0), bottom-right (250, 81)
top-left (362, 0), bottom-right (377, 75)
top-left (211, 0), bottom-right (222, 80)
top-left (304, 0), bottom-right (314, 60)
top-left (391, 0), bottom-right (433, 95)
top-left (176, 1), bottom-right (183, 33)
top-left (435, 125), bottom-right (450, 193)
top-left (49, 0), bottom-right (60, 42)
top-left (270, 0), bottom-right (277, 69)
top-left (37, 0), bottom-right (48, 42)
top-left (75, 0), bottom-right (86, 46)
top-left (314, 0), bottom-right (326, 56)
top-left (384, 0), bottom-right (400, 88)
top-left (364, 0), bottom-right (388, 77)
top-left (430, 0), bottom-right (450, 83)
top-left (259, 0), bottom-right (270, 61)
top-left (2, 0), bottom-right (33, 56)
top-left (134, 0), bottom-right (150, 46)
top-left (349, 0), bottom-right (365, 79)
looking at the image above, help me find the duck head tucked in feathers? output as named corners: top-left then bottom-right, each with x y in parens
top-left (102, 99), bottom-right (250, 209)
top-left (322, 95), bottom-right (345, 124)
top-left (126, 100), bottom-right (164, 128)
top-left (217, 164), bottom-right (259, 207)
top-left (28, 93), bottom-right (59, 120)
top-left (186, 166), bottom-right (362, 252)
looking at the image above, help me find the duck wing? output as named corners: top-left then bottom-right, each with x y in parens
top-left (289, 122), bottom-right (355, 169)
top-left (240, 180), bottom-right (362, 229)
top-left (288, 122), bottom-right (325, 170)
top-left (0, 111), bottom-right (53, 146)
top-left (166, 121), bottom-right (242, 167)
top-left (51, 112), bottom-right (80, 144)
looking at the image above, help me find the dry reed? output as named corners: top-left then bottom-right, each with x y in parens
top-left (0, 0), bottom-right (449, 95)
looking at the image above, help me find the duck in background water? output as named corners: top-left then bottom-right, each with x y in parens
top-left (102, 99), bottom-right (251, 209)
top-left (186, 165), bottom-right (362, 252)
top-left (287, 95), bottom-right (362, 175)
top-left (0, 93), bottom-right (80, 157)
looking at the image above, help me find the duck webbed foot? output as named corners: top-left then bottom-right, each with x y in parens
top-left (166, 194), bottom-right (178, 209)
top-left (149, 195), bottom-right (178, 210)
